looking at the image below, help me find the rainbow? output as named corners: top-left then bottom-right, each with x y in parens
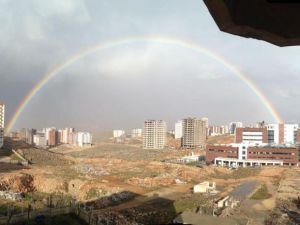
top-left (6, 36), bottom-right (283, 132)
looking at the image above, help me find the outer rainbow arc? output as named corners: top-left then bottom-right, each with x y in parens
top-left (6, 36), bottom-right (283, 133)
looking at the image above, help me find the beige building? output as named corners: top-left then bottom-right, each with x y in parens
top-left (0, 102), bottom-right (5, 148)
top-left (193, 181), bottom-right (216, 193)
top-left (182, 117), bottom-right (207, 149)
top-left (143, 120), bottom-right (166, 149)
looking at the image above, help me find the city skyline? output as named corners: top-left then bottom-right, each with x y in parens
top-left (1, 0), bottom-right (300, 131)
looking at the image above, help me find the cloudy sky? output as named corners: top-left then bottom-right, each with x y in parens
top-left (0, 0), bottom-right (300, 131)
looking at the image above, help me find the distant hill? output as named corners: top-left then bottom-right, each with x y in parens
top-left (207, 134), bottom-right (234, 145)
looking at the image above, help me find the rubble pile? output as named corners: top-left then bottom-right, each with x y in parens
top-left (0, 191), bottom-right (23, 201)
top-left (93, 205), bottom-right (172, 225)
top-left (126, 174), bottom-right (175, 188)
top-left (74, 164), bottom-right (109, 177)
top-left (86, 191), bottom-right (136, 209)
top-left (94, 211), bottom-right (138, 225)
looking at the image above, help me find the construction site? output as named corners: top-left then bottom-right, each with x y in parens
top-left (0, 136), bottom-right (299, 225)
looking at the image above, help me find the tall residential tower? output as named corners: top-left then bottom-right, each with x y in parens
top-left (143, 120), bottom-right (166, 149)
top-left (182, 117), bottom-right (207, 149)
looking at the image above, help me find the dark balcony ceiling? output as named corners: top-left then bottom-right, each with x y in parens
top-left (203, 0), bottom-right (300, 47)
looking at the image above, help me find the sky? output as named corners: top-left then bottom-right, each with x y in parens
top-left (0, 0), bottom-right (300, 132)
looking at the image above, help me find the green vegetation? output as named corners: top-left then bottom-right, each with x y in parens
top-left (173, 194), bottom-right (213, 214)
top-left (86, 188), bottom-right (103, 199)
top-left (212, 167), bottom-right (261, 180)
top-left (271, 175), bottom-right (281, 187)
top-left (251, 183), bottom-right (272, 200)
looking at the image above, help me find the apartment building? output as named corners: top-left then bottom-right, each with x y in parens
top-left (175, 120), bottom-right (183, 139)
top-left (182, 118), bottom-right (207, 149)
top-left (48, 130), bottom-right (59, 147)
top-left (131, 129), bottom-right (142, 138)
top-left (113, 130), bottom-right (125, 138)
top-left (229, 122), bottom-right (243, 134)
top-left (143, 120), bottom-right (166, 149)
top-left (33, 132), bottom-right (47, 148)
top-left (19, 128), bottom-right (37, 145)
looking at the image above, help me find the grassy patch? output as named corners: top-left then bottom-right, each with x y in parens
top-left (173, 194), bottom-right (213, 214)
top-left (251, 183), bottom-right (272, 200)
top-left (212, 167), bottom-right (261, 180)
top-left (271, 175), bottom-right (281, 187)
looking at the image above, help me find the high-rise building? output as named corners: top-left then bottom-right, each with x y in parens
top-left (19, 128), bottom-right (36, 145)
top-left (48, 130), bottom-right (59, 147)
top-left (76, 132), bottom-right (93, 147)
top-left (131, 129), bottom-right (142, 138)
top-left (229, 122), bottom-right (243, 134)
top-left (113, 130), bottom-right (125, 138)
top-left (182, 118), bottom-right (207, 149)
top-left (0, 102), bottom-right (5, 148)
top-left (33, 132), bottom-right (47, 148)
top-left (175, 120), bottom-right (183, 139)
top-left (267, 123), bottom-right (298, 144)
top-left (61, 128), bottom-right (75, 144)
top-left (143, 120), bottom-right (166, 149)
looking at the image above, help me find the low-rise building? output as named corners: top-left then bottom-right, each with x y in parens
top-left (193, 181), bottom-right (216, 193)
top-left (206, 143), bottom-right (299, 167)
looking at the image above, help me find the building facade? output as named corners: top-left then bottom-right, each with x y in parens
top-left (48, 130), bottom-right (59, 147)
top-left (19, 128), bottom-right (37, 145)
top-left (267, 123), bottom-right (298, 144)
top-left (61, 128), bottom-right (75, 144)
top-left (143, 120), bottom-right (166, 149)
top-left (33, 132), bottom-right (47, 148)
top-left (182, 118), bottom-right (207, 149)
top-left (235, 127), bottom-right (268, 144)
top-left (113, 130), bottom-right (125, 138)
top-left (131, 129), bottom-right (142, 138)
top-left (206, 143), bottom-right (298, 167)
top-left (175, 120), bottom-right (183, 139)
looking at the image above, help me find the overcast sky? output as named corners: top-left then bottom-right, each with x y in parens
top-left (0, 0), bottom-right (300, 131)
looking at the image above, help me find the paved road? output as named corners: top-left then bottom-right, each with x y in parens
top-left (230, 180), bottom-right (259, 200)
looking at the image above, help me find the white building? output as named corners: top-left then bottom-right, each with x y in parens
top-left (267, 123), bottom-right (298, 144)
top-left (33, 132), bottom-right (47, 147)
top-left (76, 132), bottom-right (92, 147)
top-left (143, 120), bottom-right (166, 149)
top-left (0, 102), bottom-right (5, 148)
top-left (113, 130), bottom-right (125, 138)
top-left (131, 129), bottom-right (142, 138)
top-left (42, 127), bottom-right (56, 145)
top-left (175, 120), bottom-right (183, 139)
top-left (229, 122), bottom-right (243, 134)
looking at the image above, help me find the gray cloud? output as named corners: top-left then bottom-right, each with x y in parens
top-left (0, 0), bottom-right (299, 131)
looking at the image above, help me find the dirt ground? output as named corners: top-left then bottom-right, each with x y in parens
top-left (0, 143), bottom-right (298, 224)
